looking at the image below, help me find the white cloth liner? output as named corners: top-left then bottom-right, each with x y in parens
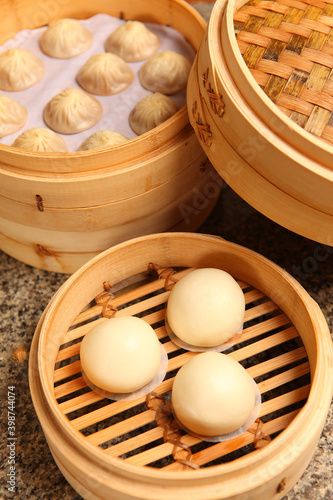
top-left (0, 14), bottom-right (195, 151)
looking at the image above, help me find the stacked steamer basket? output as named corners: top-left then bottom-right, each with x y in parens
top-left (29, 233), bottom-right (333, 500)
top-left (0, 0), bottom-right (218, 274)
top-left (18, 1), bottom-right (333, 498)
top-left (187, 0), bottom-right (333, 245)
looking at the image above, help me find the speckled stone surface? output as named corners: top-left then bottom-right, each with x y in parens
top-left (0, 3), bottom-right (332, 500)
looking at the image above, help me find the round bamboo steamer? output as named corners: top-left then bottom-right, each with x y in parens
top-left (0, 0), bottom-right (216, 273)
top-left (29, 232), bottom-right (333, 500)
top-left (187, 0), bottom-right (333, 245)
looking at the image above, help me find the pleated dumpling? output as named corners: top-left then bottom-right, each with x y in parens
top-left (0, 95), bottom-right (27, 138)
top-left (12, 127), bottom-right (68, 152)
top-left (78, 130), bottom-right (129, 151)
top-left (77, 53), bottom-right (134, 96)
top-left (39, 18), bottom-right (93, 58)
top-left (105, 21), bottom-right (160, 62)
top-left (43, 88), bottom-right (103, 134)
top-left (139, 50), bottom-right (192, 95)
top-left (129, 93), bottom-right (179, 135)
top-left (0, 48), bottom-right (44, 91)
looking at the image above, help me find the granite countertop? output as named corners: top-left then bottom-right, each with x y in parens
top-left (0, 3), bottom-right (332, 500)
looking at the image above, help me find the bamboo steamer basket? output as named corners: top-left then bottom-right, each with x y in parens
top-left (187, 0), bottom-right (333, 245)
top-left (0, 167), bottom-right (217, 272)
top-left (0, 0), bottom-right (218, 274)
top-left (29, 232), bottom-right (333, 500)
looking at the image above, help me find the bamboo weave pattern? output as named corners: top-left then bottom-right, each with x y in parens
top-left (234, 0), bottom-right (333, 144)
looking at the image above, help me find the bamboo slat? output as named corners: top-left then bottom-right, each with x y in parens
top-left (124, 385), bottom-right (310, 467)
top-left (164, 409), bottom-right (301, 471)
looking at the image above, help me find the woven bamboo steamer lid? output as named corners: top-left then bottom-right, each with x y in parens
top-left (29, 232), bottom-right (333, 499)
top-left (226, 0), bottom-right (333, 165)
top-left (0, 0), bottom-right (216, 273)
top-left (187, 0), bottom-right (333, 244)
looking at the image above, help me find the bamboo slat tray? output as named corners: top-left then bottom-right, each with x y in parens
top-left (187, 0), bottom-right (333, 245)
top-left (0, 0), bottom-right (214, 273)
top-left (29, 232), bottom-right (333, 500)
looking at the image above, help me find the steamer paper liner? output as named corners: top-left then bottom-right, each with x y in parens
top-left (0, 14), bottom-right (195, 151)
top-left (172, 378), bottom-right (262, 443)
top-left (81, 342), bottom-right (168, 402)
top-left (165, 315), bottom-right (244, 353)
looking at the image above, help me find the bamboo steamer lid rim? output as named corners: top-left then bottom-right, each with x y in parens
top-left (217, 0), bottom-right (333, 169)
top-left (35, 232), bottom-right (333, 484)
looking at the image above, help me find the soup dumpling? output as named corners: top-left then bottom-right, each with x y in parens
top-left (77, 53), bottom-right (134, 96)
top-left (105, 21), bottom-right (160, 62)
top-left (44, 88), bottom-right (103, 134)
top-left (129, 92), bottom-right (178, 135)
top-left (39, 18), bottom-right (93, 58)
top-left (78, 130), bottom-right (129, 151)
top-left (139, 50), bottom-right (192, 95)
top-left (0, 95), bottom-right (27, 138)
top-left (12, 127), bottom-right (68, 152)
top-left (0, 48), bottom-right (44, 91)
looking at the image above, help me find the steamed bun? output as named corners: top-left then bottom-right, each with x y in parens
top-left (167, 268), bottom-right (245, 347)
top-left (172, 352), bottom-right (256, 436)
top-left (80, 316), bottom-right (161, 394)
